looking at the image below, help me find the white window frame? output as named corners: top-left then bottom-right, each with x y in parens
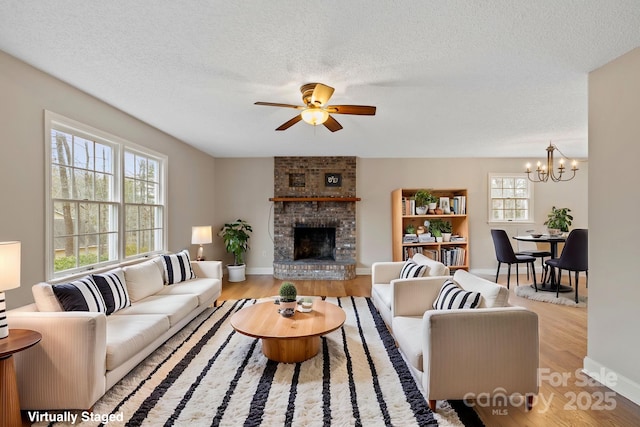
top-left (487, 173), bottom-right (534, 224)
top-left (45, 111), bottom-right (168, 280)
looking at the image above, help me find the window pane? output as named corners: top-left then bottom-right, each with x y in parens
top-left (491, 178), bottom-right (503, 188)
top-left (125, 231), bottom-right (138, 256)
top-left (95, 172), bottom-right (112, 201)
top-left (147, 158), bottom-right (159, 182)
top-left (514, 188), bottom-right (527, 198)
top-left (503, 188), bottom-right (514, 198)
top-left (125, 205), bottom-right (139, 230)
top-left (51, 131), bottom-right (72, 166)
top-left (491, 188), bottom-right (502, 198)
top-left (124, 151), bottom-right (136, 178)
top-left (503, 178), bottom-right (514, 189)
top-left (53, 201), bottom-right (76, 237)
top-left (54, 236), bottom-right (77, 272)
top-left (94, 143), bottom-right (112, 173)
top-left (73, 137), bottom-right (94, 169)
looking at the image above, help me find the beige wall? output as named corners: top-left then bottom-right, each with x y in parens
top-left (211, 157), bottom-right (588, 275)
top-left (0, 50), bottom-right (217, 308)
top-left (586, 47), bottom-right (640, 404)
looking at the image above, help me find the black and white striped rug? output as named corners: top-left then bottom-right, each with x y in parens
top-left (33, 297), bottom-right (482, 426)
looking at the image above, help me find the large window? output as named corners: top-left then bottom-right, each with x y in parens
top-left (46, 111), bottom-right (166, 279)
top-left (488, 173), bottom-right (534, 223)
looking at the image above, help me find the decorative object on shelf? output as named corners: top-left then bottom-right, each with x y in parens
top-left (414, 190), bottom-right (437, 215)
top-left (525, 142), bottom-right (579, 182)
top-left (300, 296), bottom-right (314, 312)
top-left (405, 224), bottom-right (416, 234)
top-left (191, 225), bottom-right (212, 261)
top-left (219, 219), bottom-right (253, 282)
top-left (439, 197), bottom-right (451, 214)
top-left (278, 282), bottom-right (298, 316)
top-left (429, 219), bottom-right (453, 243)
top-left (0, 241), bottom-right (21, 339)
top-left (324, 173), bottom-right (342, 187)
top-left (544, 206), bottom-right (573, 235)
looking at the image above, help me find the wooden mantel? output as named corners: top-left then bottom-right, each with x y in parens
top-left (269, 197), bottom-right (361, 202)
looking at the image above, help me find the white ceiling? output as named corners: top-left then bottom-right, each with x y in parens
top-left (1, 1), bottom-right (640, 158)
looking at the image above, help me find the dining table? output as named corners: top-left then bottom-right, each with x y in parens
top-left (513, 234), bottom-right (572, 293)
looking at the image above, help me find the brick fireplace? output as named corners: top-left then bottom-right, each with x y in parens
top-left (272, 156), bottom-right (357, 280)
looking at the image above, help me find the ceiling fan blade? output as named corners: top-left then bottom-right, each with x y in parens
top-left (276, 115), bottom-right (303, 131)
top-left (255, 102), bottom-right (304, 110)
top-left (310, 83), bottom-right (335, 106)
top-left (326, 105), bottom-right (376, 115)
top-left (323, 115), bottom-right (343, 132)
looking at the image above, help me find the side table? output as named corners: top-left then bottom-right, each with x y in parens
top-left (0, 329), bottom-right (42, 427)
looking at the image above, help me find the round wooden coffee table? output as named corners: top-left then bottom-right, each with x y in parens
top-left (230, 299), bottom-right (346, 363)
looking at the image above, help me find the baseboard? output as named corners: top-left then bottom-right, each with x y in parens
top-left (246, 267), bottom-right (274, 275)
top-left (583, 356), bottom-right (640, 406)
top-left (244, 267), bottom-right (373, 276)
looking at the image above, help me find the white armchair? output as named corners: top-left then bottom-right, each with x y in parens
top-left (391, 270), bottom-right (539, 411)
top-left (371, 253), bottom-right (450, 328)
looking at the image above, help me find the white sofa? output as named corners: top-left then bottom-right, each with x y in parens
top-left (7, 257), bottom-right (222, 410)
top-left (391, 269), bottom-right (539, 410)
top-left (371, 253), bottom-right (450, 328)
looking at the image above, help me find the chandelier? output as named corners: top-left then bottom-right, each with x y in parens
top-left (526, 142), bottom-right (578, 183)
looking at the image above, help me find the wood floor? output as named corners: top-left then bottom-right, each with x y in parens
top-left (220, 273), bottom-right (640, 427)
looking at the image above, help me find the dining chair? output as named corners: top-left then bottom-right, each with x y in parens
top-left (515, 238), bottom-right (552, 283)
top-left (490, 229), bottom-right (538, 290)
top-left (545, 229), bottom-right (588, 302)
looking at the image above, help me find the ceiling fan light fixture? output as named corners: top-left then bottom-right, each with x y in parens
top-left (301, 107), bottom-right (329, 126)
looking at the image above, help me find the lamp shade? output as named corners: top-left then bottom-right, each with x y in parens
top-left (191, 226), bottom-right (212, 245)
top-left (0, 241), bottom-right (21, 291)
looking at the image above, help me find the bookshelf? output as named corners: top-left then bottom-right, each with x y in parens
top-left (391, 188), bottom-right (469, 270)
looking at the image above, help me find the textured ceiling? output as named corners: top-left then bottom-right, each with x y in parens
top-left (1, 1), bottom-right (640, 158)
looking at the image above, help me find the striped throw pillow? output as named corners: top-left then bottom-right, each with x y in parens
top-left (400, 259), bottom-right (427, 279)
top-left (433, 280), bottom-right (481, 310)
top-left (162, 250), bottom-right (196, 284)
top-left (93, 268), bottom-right (131, 315)
top-left (52, 276), bottom-right (107, 313)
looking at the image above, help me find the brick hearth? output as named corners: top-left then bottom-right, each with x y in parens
top-left (273, 157), bottom-right (357, 280)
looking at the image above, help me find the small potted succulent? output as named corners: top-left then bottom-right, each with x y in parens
top-left (278, 282), bottom-right (298, 317)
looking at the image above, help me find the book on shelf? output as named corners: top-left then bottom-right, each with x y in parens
top-left (451, 196), bottom-right (466, 214)
top-left (404, 247), bottom-right (440, 261)
top-left (440, 247), bottom-right (466, 266)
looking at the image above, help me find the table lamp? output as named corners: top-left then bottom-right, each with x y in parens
top-left (0, 241), bottom-right (21, 339)
top-left (191, 226), bottom-right (212, 261)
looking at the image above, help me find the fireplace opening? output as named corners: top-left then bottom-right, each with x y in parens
top-left (294, 227), bottom-right (336, 261)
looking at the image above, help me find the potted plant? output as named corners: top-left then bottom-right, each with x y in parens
top-left (544, 207), bottom-right (573, 236)
top-left (218, 219), bottom-right (253, 282)
top-left (429, 218), bottom-right (444, 242)
top-left (414, 190), bottom-right (438, 214)
top-left (441, 220), bottom-right (453, 242)
top-left (278, 282), bottom-right (298, 317)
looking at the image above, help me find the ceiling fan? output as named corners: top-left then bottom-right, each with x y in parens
top-left (254, 83), bottom-right (376, 132)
